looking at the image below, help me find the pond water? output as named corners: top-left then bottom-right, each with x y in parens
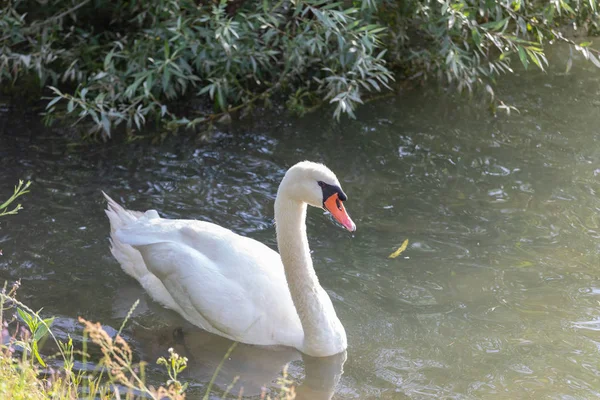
top-left (1, 44), bottom-right (600, 399)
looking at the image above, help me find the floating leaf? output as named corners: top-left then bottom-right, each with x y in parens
top-left (516, 260), bottom-right (534, 268)
top-left (389, 239), bottom-right (409, 258)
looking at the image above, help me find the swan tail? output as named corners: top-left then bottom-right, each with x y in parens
top-left (102, 191), bottom-right (148, 281)
top-left (103, 192), bottom-right (189, 316)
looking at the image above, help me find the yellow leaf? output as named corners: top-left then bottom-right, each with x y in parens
top-left (516, 260), bottom-right (534, 268)
top-left (389, 239), bottom-right (409, 259)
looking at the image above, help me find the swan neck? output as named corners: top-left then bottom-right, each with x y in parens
top-left (274, 196), bottom-right (319, 303)
top-left (274, 191), bottom-right (346, 356)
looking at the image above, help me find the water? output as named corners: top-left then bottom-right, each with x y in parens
top-left (1, 44), bottom-right (600, 398)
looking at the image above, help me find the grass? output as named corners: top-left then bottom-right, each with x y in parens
top-left (0, 180), bottom-right (31, 218)
top-left (0, 352), bottom-right (47, 400)
top-left (0, 281), bottom-right (297, 399)
top-left (0, 182), bottom-right (296, 399)
top-left (0, 279), bottom-right (186, 399)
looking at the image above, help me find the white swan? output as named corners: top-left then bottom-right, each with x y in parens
top-left (103, 161), bottom-right (356, 357)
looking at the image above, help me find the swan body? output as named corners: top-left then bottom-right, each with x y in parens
top-left (104, 161), bottom-right (355, 357)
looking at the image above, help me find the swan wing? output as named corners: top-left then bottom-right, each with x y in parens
top-left (115, 214), bottom-right (304, 347)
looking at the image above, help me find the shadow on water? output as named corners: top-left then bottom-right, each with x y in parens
top-left (113, 284), bottom-right (345, 398)
top-left (1, 43), bottom-right (600, 398)
top-left (140, 326), bottom-right (346, 400)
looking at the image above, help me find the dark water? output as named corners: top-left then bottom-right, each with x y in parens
top-left (1, 44), bottom-right (600, 399)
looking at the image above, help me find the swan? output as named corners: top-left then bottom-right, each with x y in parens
top-left (103, 161), bottom-right (356, 357)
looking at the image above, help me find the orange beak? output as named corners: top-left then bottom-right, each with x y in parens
top-left (324, 193), bottom-right (356, 232)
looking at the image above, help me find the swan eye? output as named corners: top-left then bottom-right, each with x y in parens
top-left (318, 181), bottom-right (326, 188)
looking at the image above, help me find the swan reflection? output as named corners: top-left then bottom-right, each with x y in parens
top-left (133, 322), bottom-right (346, 398)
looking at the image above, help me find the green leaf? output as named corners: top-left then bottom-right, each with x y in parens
top-left (481, 17), bottom-right (509, 31)
top-left (216, 86), bottom-right (226, 111)
top-left (101, 114), bottom-right (111, 137)
top-left (48, 86), bottom-right (62, 96)
top-left (517, 46), bottom-right (528, 69)
top-left (164, 40), bottom-right (171, 59)
top-left (17, 308), bottom-right (33, 328)
top-left (32, 341), bottom-right (46, 367)
top-left (366, 78), bottom-right (380, 91)
top-left (560, 0), bottom-right (575, 14)
top-left (198, 84), bottom-right (214, 96)
top-left (588, 52), bottom-right (600, 69)
top-left (103, 50), bottom-right (114, 70)
top-left (46, 96), bottom-right (62, 109)
top-left (357, 24), bottom-right (381, 32)
top-left (471, 29), bottom-right (481, 47)
top-left (162, 69), bottom-right (171, 93)
top-left (42, 317), bottom-right (55, 327)
top-left (33, 317), bottom-right (53, 343)
top-left (88, 109), bottom-right (100, 125)
top-left (526, 48), bottom-right (544, 70)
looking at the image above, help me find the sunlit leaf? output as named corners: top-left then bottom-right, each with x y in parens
top-left (526, 48), bottom-right (545, 71)
top-left (17, 308), bottom-right (33, 327)
top-left (46, 96), bottom-right (62, 109)
top-left (588, 52), bottom-right (600, 69)
top-left (32, 341), bottom-right (46, 367)
top-left (389, 239), bottom-right (409, 259)
top-left (516, 260), bottom-right (534, 268)
top-left (33, 317), bottom-right (54, 343)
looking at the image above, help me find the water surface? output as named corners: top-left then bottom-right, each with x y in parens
top-left (1, 44), bottom-right (600, 398)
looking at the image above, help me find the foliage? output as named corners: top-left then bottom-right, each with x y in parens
top-left (0, 282), bottom-right (47, 400)
top-left (157, 348), bottom-right (189, 395)
top-left (1, 0), bottom-right (599, 138)
top-left (1, 0), bottom-right (392, 139)
top-left (0, 180), bottom-right (31, 257)
top-left (1, 281), bottom-right (298, 399)
top-left (16, 306), bottom-right (54, 367)
top-left (1, 280), bottom-right (185, 399)
top-left (381, 0), bottom-right (600, 106)
top-left (0, 180), bottom-right (31, 218)
top-left (0, 352), bottom-right (47, 400)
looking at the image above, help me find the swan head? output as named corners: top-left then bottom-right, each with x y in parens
top-left (280, 161), bottom-right (356, 232)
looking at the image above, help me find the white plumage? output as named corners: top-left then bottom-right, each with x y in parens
top-left (103, 161), bottom-right (353, 357)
